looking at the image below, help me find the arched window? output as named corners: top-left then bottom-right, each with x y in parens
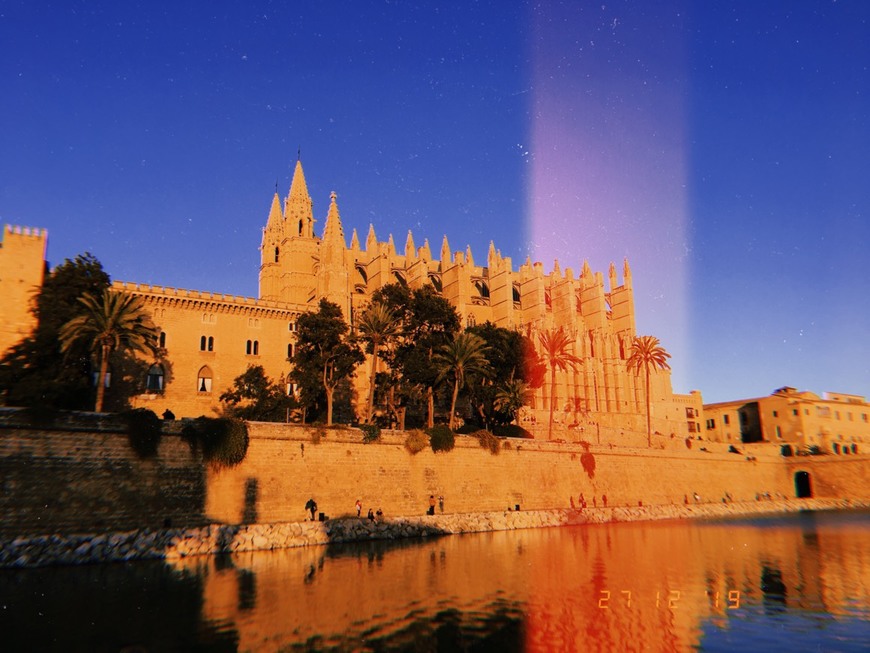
top-left (200, 335), bottom-right (207, 351)
top-left (253, 340), bottom-right (259, 355)
top-left (287, 343), bottom-right (294, 359)
top-left (246, 340), bottom-right (252, 355)
top-left (197, 366), bottom-right (213, 393)
top-left (512, 284), bottom-right (521, 303)
top-left (207, 336), bottom-right (214, 351)
top-left (159, 331), bottom-right (166, 348)
top-left (146, 364), bottom-right (164, 391)
top-left (475, 281), bottom-right (490, 299)
top-left (298, 219), bottom-right (303, 235)
top-left (274, 246), bottom-right (279, 263)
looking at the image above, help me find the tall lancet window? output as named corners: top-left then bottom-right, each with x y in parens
top-left (274, 247), bottom-right (279, 263)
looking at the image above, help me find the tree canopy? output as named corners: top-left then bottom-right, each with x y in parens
top-left (0, 253), bottom-right (110, 409)
top-left (370, 283), bottom-right (460, 427)
top-left (219, 365), bottom-right (297, 422)
top-left (289, 299), bottom-right (363, 425)
top-left (627, 335), bottom-right (672, 446)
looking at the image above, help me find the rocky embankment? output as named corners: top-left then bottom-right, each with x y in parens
top-left (1, 498), bottom-right (864, 568)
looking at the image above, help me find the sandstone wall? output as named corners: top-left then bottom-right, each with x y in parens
top-left (1, 417), bottom-right (867, 541)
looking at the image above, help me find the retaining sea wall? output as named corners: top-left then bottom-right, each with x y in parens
top-left (1, 410), bottom-right (867, 567)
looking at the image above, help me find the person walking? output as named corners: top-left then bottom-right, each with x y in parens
top-left (305, 497), bottom-right (318, 521)
top-left (355, 499), bottom-right (362, 517)
top-left (428, 495), bottom-right (436, 516)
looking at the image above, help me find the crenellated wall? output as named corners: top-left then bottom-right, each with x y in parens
top-left (2, 416), bottom-right (867, 541)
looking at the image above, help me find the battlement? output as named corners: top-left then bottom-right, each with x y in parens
top-left (2, 224), bottom-right (47, 241)
top-left (112, 280), bottom-right (304, 312)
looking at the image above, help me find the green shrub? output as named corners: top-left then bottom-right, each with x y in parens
top-left (122, 408), bottom-right (162, 459)
top-left (427, 424), bottom-right (455, 453)
top-left (404, 429), bottom-right (429, 454)
top-left (360, 423), bottom-right (380, 443)
top-left (474, 429), bottom-right (500, 455)
top-left (492, 424), bottom-right (533, 439)
top-left (182, 417), bottom-right (249, 468)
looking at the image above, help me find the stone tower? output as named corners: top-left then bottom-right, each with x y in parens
top-left (0, 225), bottom-right (47, 353)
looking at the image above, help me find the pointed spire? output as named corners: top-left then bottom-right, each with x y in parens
top-left (387, 234), bottom-right (396, 256)
top-left (266, 192), bottom-right (283, 231)
top-left (487, 241), bottom-right (498, 269)
top-left (405, 230), bottom-right (416, 260)
top-left (419, 238), bottom-right (432, 261)
top-left (288, 159), bottom-right (310, 200)
top-left (366, 224), bottom-right (377, 253)
top-left (285, 157), bottom-right (314, 238)
top-left (321, 191), bottom-right (345, 246)
top-left (623, 258), bottom-right (632, 280)
top-left (466, 245), bottom-right (474, 267)
top-left (553, 259), bottom-right (562, 277)
top-left (440, 235), bottom-right (451, 265)
top-left (350, 228), bottom-right (360, 250)
top-left (609, 261), bottom-right (618, 289)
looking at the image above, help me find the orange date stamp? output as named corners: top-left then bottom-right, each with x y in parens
top-left (597, 590), bottom-right (741, 609)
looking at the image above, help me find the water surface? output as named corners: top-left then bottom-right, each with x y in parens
top-left (2, 510), bottom-right (867, 651)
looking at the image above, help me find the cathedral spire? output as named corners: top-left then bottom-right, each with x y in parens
top-left (366, 224), bottom-right (377, 253)
top-left (285, 158), bottom-right (314, 238)
top-left (405, 230), bottom-right (416, 260)
top-left (350, 228), bottom-right (360, 251)
top-left (266, 192), bottom-right (283, 232)
top-left (322, 191), bottom-right (345, 246)
top-left (440, 235), bottom-right (451, 266)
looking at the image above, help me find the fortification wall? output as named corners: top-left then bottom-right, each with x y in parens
top-left (1, 418), bottom-right (867, 540)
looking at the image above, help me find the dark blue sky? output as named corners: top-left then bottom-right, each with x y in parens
top-left (1, 1), bottom-right (867, 402)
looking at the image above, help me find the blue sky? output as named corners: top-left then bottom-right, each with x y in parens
top-left (1, 1), bottom-right (867, 403)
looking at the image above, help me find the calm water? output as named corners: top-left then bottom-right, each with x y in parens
top-left (2, 510), bottom-right (868, 652)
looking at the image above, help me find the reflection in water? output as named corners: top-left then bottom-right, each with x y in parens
top-left (2, 510), bottom-right (868, 651)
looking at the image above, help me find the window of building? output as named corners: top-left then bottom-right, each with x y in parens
top-left (246, 340), bottom-right (252, 355)
top-left (772, 410), bottom-right (778, 417)
top-left (724, 415), bottom-right (730, 425)
top-left (197, 366), bottom-right (213, 393)
top-left (706, 418), bottom-right (716, 430)
top-left (146, 364), bottom-right (164, 391)
top-left (688, 422), bottom-right (698, 433)
top-left (775, 425), bottom-right (782, 439)
top-left (512, 284), bottom-right (521, 303)
top-left (274, 247), bottom-right (279, 263)
top-left (835, 411), bottom-right (840, 420)
top-left (792, 409), bottom-right (798, 416)
top-left (287, 343), bottom-right (294, 359)
top-left (288, 322), bottom-right (297, 332)
top-left (159, 331), bottom-right (166, 348)
top-left (246, 340), bottom-right (259, 356)
top-left (253, 340), bottom-right (259, 355)
top-left (208, 336), bottom-right (214, 352)
top-left (200, 335), bottom-right (206, 351)
top-left (92, 370), bottom-right (111, 388)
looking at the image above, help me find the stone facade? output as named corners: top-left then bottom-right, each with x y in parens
top-left (0, 224), bottom-right (46, 355)
top-left (703, 386), bottom-right (869, 455)
top-left (0, 158), bottom-right (702, 437)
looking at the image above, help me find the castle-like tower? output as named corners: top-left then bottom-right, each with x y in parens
top-left (0, 225), bottom-right (47, 355)
top-left (255, 159), bottom-right (693, 435)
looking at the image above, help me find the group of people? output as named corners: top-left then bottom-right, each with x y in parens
top-left (356, 499), bottom-right (383, 521)
top-left (427, 495), bottom-right (444, 515)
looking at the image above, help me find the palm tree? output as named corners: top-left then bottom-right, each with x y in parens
top-left (626, 335), bottom-right (672, 446)
top-left (59, 290), bottom-right (159, 412)
top-left (356, 301), bottom-right (400, 424)
top-left (537, 328), bottom-right (583, 440)
top-left (434, 332), bottom-right (491, 430)
top-left (494, 379), bottom-right (531, 424)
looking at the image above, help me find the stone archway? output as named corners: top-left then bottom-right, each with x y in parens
top-left (794, 471), bottom-right (812, 498)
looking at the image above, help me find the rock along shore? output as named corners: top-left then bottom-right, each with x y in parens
top-left (1, 498), bottom-right (865, 569)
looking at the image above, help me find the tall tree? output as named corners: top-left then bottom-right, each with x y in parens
top-left (219, 365), bottom-right (297, 422)
top-left (626, 335), bottom-right (672, 446)
top-left (371, 284), bottom-right (460, 427)
top-left (434, 331), bottom-right (491, 430)
top-left (356, 301), bottom-right (400, 424)
top-left (537, 327), bottom-right (583, 440)
top-left (0, 254), bottom-right (110, 410)
top-left (467, 322), bottom-right (546, 428)
top-left (290, 299), bottom-right (363, 426)
top-left (493, 379), bottom-right (532, 425)
top-left (59, 290), bottom-right (159, 412)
